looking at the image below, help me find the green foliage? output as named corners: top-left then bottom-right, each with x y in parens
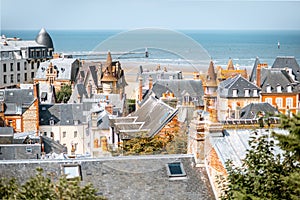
top-left (118, 129), bottom-right (187, 156)
top-left (273, 113), bottom-right (300, 161)
top-left (220, 113), bottom-right (300, 200)
top-left (0, 168), bottom-right (106, 200)
top-left (56, 84), bottom-right (72, 103)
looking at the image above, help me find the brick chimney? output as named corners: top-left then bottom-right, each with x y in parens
top-left (138, 76), bottom-right (143, 102)
top-left (148, 76), bottom-right (153, 90)
top-left (256, 64), bottom-right (261, 87)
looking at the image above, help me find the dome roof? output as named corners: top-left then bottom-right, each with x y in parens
top-left (35, 28), bottom-right (54, 49)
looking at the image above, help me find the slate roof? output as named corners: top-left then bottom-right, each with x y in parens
top-left (210, 129), bottom-right (287, 167)
top-left (217, 75), bottom-right (261, 98)
top-left (38, 83), bottom-right (56, 104)
top-left (111, 95), bottom-right (178, 138)
top-left (205, 60), bottom-right (217, 87)
top-left (39, 104), bottom-right (86, 126)
top-left (137, 65), bottom-right (183, 83)
top-left (249, 57), bottom-right (260, 83)
top-left (0, 89), bottom-right (35, 115)
top-left (240, 103), bottom-right (279, 119)
top-left (260, 68), bottom-right (300, 93)
top-left (151, 79), bottom-right (204, 106)
top-left (0, 154), bottom-right (215, 200)
top-left (68, 84), bottom-right (125, 116)
top-left (271, 56), bottom-right (300, 81)
top-left (35, 58), bottom-right (79, 81)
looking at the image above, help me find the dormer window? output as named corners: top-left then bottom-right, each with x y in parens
top-left (49, 117), bottom-right (54, 125)
top-left (232, 89), bottom-right (238, 97)
top-left (266, 85), bottom-right (271, 93)
top-left (244, 89), bottom-right (250, 97)
top-left (287, 85), bottom-right (292, 93)
top-left (276, 84), bottom-right (282, 93)
top-left (253, 89), bottom-right (258, 97)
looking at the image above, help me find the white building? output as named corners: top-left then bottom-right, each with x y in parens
top-left (0, 28), bottom-right (54, 88)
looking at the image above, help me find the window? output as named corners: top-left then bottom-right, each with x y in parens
top-left (3, 75), bottom-right (7, 84)
top-left (10, 63), bottom-right (13, 71)
top-left (276, 98), bottom-right (282, 108)
top-left (17, 74), bottom-right (20, 82)
top-left (62, 164), bottom-right (82, 180)
top-left (253, 89), bottom-right (258, 97)
top-left (245, 89), bottom-right (249, 97)
top-left (232, 89), bottom-right (238, 97)
top-left (277, 85), bottom-right (282, 93)
top-left (26, 146), bottom-right (32, 153)
top-left (166, 162), bottom-right (186, 178)
top-left (17, 62), bottom-right (20, 71)
top-left (74, 131), bottom-right (77, 138)
top-left (266, 85), bottom-right (272, 93)
top-left (31, 72), bottom-right (34, 79)
top-left (43, 132), bottom-right (47, 136)
top-left (287, 85), bottom-right (292, 93)
top-left (265, 98), bottom-right (272, 105)
top-left (3, 64), bottom-right (6, 72)
top-left (63, 131), bottom-right (66, 138)
top-left (24, 73), bottom-right (27, 81)
top-left (286, 98), bottom-right (293, 109)
top-left (31, 62), bottom-right (34, 69)
top-left (24, 62), bottom-right (27, 70)
top-left (10, 74), bottom-right (14, 83)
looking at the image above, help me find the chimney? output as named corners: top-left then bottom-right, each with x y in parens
top-left (148, 76), bottom-right (153, 90)
top-left (138, 76), bottom-right (143, 102)
top-left (105, 104), bottom-right (113, 114)
top-left (33, 83), bottom-right (39, 100)
top-left (87, 82), bottom-right (92, 98)
top-left (77, 94), bottom-right (81, 103)
top-left (256, 64), bottom-right (261, 87)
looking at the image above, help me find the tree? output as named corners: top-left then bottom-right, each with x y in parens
top-left (0, 168), bottom-right (106, 200)
top-left (56, 84), bottom-right (72, 103)
top-left (220, 113), bottom-right (300, 199)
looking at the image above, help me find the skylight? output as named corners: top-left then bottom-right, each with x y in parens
top-left (166, 162), bottom-right (186, 177)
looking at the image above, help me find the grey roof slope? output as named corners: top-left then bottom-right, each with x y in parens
top-left (35, 28), bottom-right (54, 49)
top-left (151, 79), bottom-right (204, 106)
top-left (260, 69), bottom-right (300, 93)
top-left (0, 89), bottom-right (35, 115)
top-left (35, 58), bottom-right (79, 81)
top-left (249, 57), bottom-right (260, 83)
top-left (39, 104), bottom-right (86, 126)
top-left (210, 129), bottom-right (287, 167)
top-left (137, 67), bottom-right (183, 82)
top-left (240, 103), bottom-right (279, 119)
top-left (218, 75), bottom-right (260, 98)
top-left (0, 154), bottom-right (215, 200)
top-left (271, 56), bottom-right (300, 81)
top-left (112, 95), bottom-right (178, 138)
top-left (68, 84), bottom-right (125, 116)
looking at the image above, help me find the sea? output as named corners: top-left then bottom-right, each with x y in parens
top-left (2, 29), bottom-right (300, 71)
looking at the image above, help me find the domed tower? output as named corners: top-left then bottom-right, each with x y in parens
top-left (35, 28), bottom-right (54, 50)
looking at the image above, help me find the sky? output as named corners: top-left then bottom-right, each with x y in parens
top-left (1, 0), bottom-right (300, 30)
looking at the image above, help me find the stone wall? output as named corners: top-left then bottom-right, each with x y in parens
top-left (22, 99), bottom-right (39, 133)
